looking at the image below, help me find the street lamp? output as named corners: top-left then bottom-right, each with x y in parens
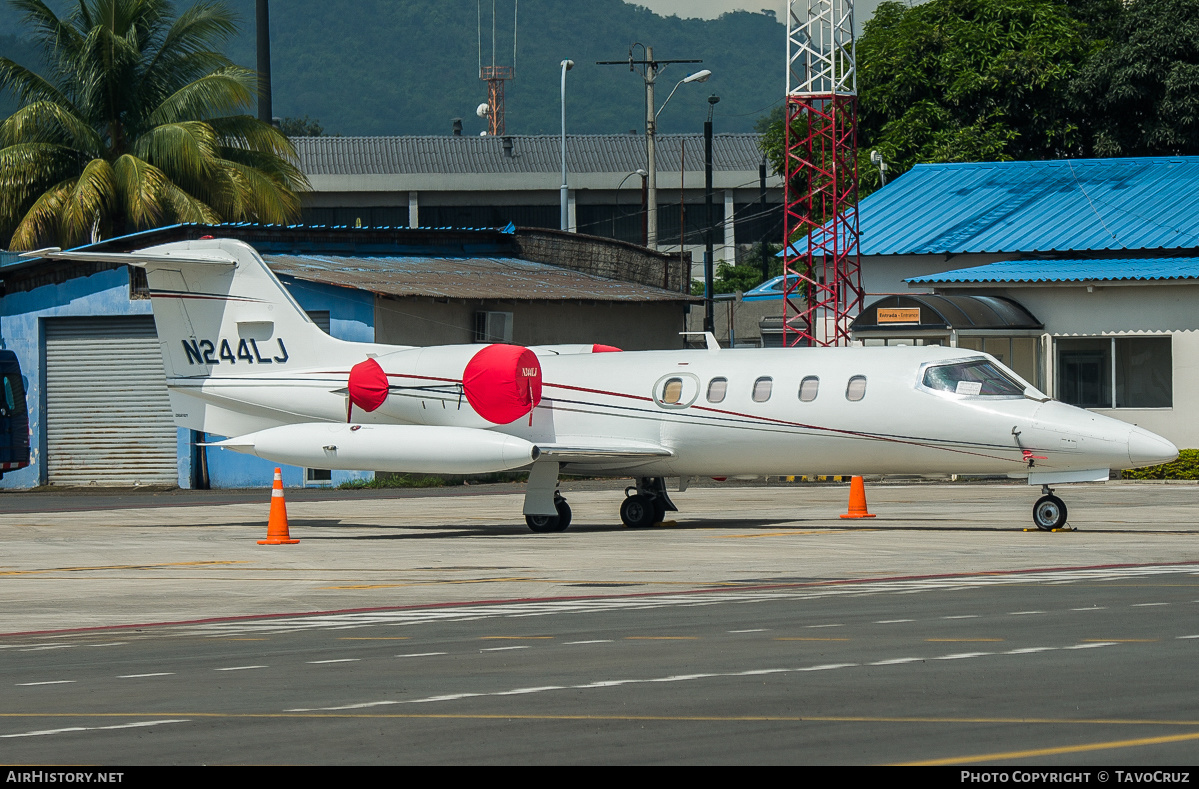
top-left (645, 68), bottom-right (711, 249)
top-left (560, 59), bottom-right (574, 232)
top-left (614, 168), bottom-right (648, 240)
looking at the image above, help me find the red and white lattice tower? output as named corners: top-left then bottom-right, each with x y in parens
top-left (782, 0), bottom-right (864, 347)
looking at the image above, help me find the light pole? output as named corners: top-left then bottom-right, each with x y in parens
top-left (613, 168), bottom-right (648, 239)
top-left (650, 68), bottom-right (710, 250)
top-left (704, 93), bottom-right (719, 335)
top-left (560, 59), bottom-right (574, 232)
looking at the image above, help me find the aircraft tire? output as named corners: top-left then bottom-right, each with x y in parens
top-left (526, 497), bottom-right (570, 533)
top-left (621, 494), bottom-right (657, 529)
top-left (1032, 495), bottom-right (1067, 531)
top-left (652, 497), bottom-right (667, 524)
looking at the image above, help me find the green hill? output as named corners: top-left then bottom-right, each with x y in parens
top-left (0, 0), bottom-right (787, 136)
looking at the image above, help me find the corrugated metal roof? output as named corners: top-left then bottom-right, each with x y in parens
top-left (264, 254), bottom-right (692, 302)
top-left (907, 257), bottom-right (1199, 285)
top-left (293, 134), bottom-right (765, 176)
top-left (860, 157), bottom-right (1199, 255)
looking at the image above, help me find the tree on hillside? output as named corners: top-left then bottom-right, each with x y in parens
top-left (1072, 0), bottom-right (1199, 156)
top-left (0, 0), bottom-right (308, 250)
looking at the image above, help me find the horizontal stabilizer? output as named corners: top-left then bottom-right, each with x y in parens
top-left (21, 248), bottom-right (235, 267)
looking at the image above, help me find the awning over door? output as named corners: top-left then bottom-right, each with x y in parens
top-left (850, 294), bottom-right (1042, 333)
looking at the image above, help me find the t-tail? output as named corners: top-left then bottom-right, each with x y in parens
top-left (26, 239), bottom-right (388, 380)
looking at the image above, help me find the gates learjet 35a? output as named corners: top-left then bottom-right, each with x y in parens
top-left (26, 239), bottom-right (1179, 532)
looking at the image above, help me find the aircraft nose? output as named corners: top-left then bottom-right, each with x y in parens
top-left (1127, 427), bottom-right (1178, 468)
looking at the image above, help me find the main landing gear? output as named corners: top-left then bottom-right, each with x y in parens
top-left (620, 477), bottom-right (678, 529)
top-left (1032, 485), bottom-right (1068, 531)
top-left (525, 493), bottom-right (571, 533)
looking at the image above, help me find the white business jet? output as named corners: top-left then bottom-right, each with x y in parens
top-left (26, 239), bottom-right (1178, 532)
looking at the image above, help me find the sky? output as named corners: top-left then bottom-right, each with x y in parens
top-left (628, 0), bottom-right (898, 29)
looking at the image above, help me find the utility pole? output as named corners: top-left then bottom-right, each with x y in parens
top-left (598, 46), bottom-right (702, 250)
top-left (256, 0), bottom-right (272, 125)
top-left (759, 158), bottom-right (769, 281)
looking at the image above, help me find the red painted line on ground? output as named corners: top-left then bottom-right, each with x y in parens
top-left (3, 560), bottom-right (1194, 639)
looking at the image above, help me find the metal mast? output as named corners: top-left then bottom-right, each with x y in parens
top-left (479, 1), bottom-right (516, 136)
top-left (782, 0), bottom-right (864, 347)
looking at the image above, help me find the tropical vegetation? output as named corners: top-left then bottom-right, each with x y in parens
top-left (743, 0), bottom-right (1199, 295)
top-left (0, 0), bottom-right (308, 250)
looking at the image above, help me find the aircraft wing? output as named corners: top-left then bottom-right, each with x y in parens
top-left (533, 441), bottom-right (673, 465)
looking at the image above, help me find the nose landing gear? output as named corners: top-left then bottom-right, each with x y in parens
top-left (1032, 485), bottom-right (1068, 531)
top-left (620, 476), bottom-right (677, 528)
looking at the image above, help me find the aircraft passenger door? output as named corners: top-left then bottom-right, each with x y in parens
top-left (652, 373), bottom-right (700, 409)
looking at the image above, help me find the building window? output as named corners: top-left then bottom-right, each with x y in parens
top-left (846, 375), bottom-right (867, 401)
top-left (798, 376), bottom-right (819, 402)
top-left (474, 311), bottom-right (514, 343)
top-left (1056, 336), bottom-right (1171, 409)
top-left (306, 468), bottom-right (332, 483)
top-left (707, 377), bottom-right (728, 403)
top-left (752, 377), bottom-right (773, 402)
top-left (957, 336), bottom-right (1040, 389)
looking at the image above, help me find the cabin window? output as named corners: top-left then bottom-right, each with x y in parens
top-left (662, 378), bottom-right (684, 405)
top-left (752, 377), bottom-right (773, 402)
top-left (846, 375), bottom-right (867, 402)
top-left (923, 360), bottom-right (1024, 397)
top-left (798, 376), bottom-right (819, 402)
top-left (707, 377), bottom-right (728, 403)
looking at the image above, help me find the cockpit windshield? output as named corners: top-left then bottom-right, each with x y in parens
top-left (922, 360), bottom-right (1026, 397)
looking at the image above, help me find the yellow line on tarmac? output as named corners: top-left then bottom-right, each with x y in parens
top-left (0, 561), bottom-right (249, 576)
top-left (898, 731), bottom-right (1199, 766)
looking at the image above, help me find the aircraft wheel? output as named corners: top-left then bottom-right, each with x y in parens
top-left (554, 496), bottom-right (572, 531)
top-left (526, 497), bottom-right (571, 533)
top-left (621, 494), bottom-right (657, 528)
top-left (1032, 495), bottom-right (1067, 531)
top-left (652, 497), bottom-right (667, 524)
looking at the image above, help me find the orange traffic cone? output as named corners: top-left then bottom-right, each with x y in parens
top-left (840, 475), bottom-right (876, 519)
top-left (258, 468), bottom-right (300, 544)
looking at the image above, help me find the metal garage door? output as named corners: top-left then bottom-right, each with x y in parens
top-left (45, 316), bottom-right (177, 486)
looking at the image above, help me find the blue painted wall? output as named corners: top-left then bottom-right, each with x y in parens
top-left (0, 268), bottom-right (375, 490)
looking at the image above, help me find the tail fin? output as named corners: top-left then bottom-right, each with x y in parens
top-left (31, 239), bottom-right (361, 379)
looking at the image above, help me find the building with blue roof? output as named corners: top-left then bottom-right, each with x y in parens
top-left (847, 156), bottom-right (1199, 448)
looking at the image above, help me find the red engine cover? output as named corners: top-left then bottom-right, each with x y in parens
top-left (347, 357), bottom-right (390, 413)
top-left (463, 344), bottom-right (542, 424)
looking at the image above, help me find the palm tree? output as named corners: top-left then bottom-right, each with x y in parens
top-left (0, 0), bottom-right (309, 250)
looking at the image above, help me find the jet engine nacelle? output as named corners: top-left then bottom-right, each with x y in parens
top-left (213, 423), bottom-right (539, 474)
top-left (347, 343), bottom-right (543, 428)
